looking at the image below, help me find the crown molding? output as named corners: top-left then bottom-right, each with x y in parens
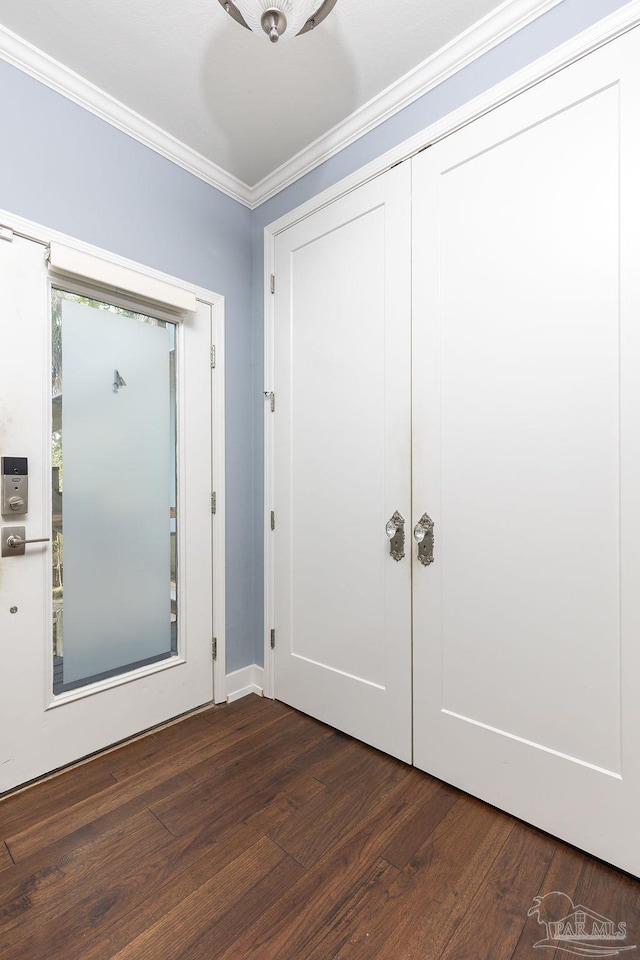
top-left (0, 25), bottom-right (254, 208)
top-left (250, 0), bottom-right (565, 206)
top-left (1, 1), bottom-right (637, 212)
top-left (264, 0), bottom-right (640, 233)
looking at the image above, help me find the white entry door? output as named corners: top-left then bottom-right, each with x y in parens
top-left (0, 230), bottom-right (216, 792)
top-left (272, 163), bottom-right (412, 761)
top-left (412, 28), bottom-right (640, 875)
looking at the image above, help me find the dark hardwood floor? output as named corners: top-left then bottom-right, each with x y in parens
top-left (1, 696), bottom-right (638, 959)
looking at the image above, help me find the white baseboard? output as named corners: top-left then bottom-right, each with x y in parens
top-left (226, 664), bottom-right (265, 703)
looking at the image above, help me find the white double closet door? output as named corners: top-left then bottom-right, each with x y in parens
top-left (272, 26), bottom-right (640, 876)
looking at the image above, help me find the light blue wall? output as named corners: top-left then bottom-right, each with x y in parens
top-left (0, 0), bottom-right (631, 675)
top-left (0, 59), bottom-right (254, 673)
top-left (250, 0), bottom-right (631, 666)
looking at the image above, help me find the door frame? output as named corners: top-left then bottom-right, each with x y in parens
top-left (262, 1), bottom-right (640, 693)
top-left (0, 206), bottom-right (227, 706)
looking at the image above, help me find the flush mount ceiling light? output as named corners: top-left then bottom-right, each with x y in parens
top-left (218, 0), bottom-right (338, 43)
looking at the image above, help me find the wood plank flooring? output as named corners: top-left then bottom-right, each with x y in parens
top-left (1, 695), bottom-right (638, 960)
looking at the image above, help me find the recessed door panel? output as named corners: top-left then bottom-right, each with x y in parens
top-left (289, 209), bottom-right (387, 686)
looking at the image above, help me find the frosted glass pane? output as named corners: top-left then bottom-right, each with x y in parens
top-left (53, 295), bottom-right (176, 689)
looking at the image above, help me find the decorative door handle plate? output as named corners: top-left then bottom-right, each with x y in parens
top-left (385, 511), bottom-right (405, 562)
top-left (414, 513), bottom-right (435, 566)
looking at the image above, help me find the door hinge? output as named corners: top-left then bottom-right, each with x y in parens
top-left (0, 226), bottom-right (14, 242)
top-left (211, 492), bottom-right (217, 515)
top-left (212, 637), bottom-right (217, 660)
top-left (264, 391), bottom-right (275, 413)
top-left (210, 345), bottom-right (216, 369)
top-left (270, 510), bottom-right (275, 531)
top-left (270, 274), bottom-right (275, 294)
top-left (270, 628), bottom-right (276, 650)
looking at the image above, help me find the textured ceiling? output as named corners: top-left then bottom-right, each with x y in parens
top-left (0, 0), bottom-right (510, 187)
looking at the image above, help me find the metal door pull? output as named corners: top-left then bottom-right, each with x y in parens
top-left (385, 511), bottom-right (405, 562)
top-left (2, 526), bottom-right (50, 557)
top-left (413, 513), bottom-right (435, 566)
top-left (7, 535), bottom-right (50, 547)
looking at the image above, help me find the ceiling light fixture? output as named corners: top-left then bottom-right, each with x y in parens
top-left (218, 0), bottom-right (337, 43)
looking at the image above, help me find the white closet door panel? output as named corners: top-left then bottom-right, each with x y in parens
top-left (274, 163), bottom-right (412, 761)
top-left (412, 27), bottom-right (640, 875)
